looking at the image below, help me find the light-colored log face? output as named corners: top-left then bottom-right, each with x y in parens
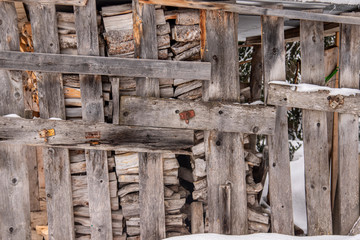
top-left (0, 51), bottom-right (211, 80)
top-left (120, 96), bottom-right (276, 135)
top-left (0, 0), bottom-right (88, 6)
top-left (267, 82), bottom-right (360, 115)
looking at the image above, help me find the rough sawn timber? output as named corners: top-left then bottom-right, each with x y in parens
top-left (120, 96), bottom-right (276, 135)
top-left (29, 2), bottom-right (76, 240)
top-left (300, 18), bottom-right (332, 235)
top-left (139, 0), bottom-right (360, 25)
top-left (262, 7), bottom-right (294, 235)
top-left (0, 0), bottom-right (88, 6)
top-left (201, 7), bottom-right (248, 234)
top-left (132, 1), bottom-right (166, 239)
top-left (0, 51), bottom-right (211, 80)
top-left (333, 15), bottom-right (360, 235)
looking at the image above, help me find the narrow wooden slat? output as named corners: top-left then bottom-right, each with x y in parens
top-left (27, 146), bottom-right (40, 211)
top-left (0, 117), bottom-right (194, 152)
top-left (133, 1), bottom-right (166, 239)
top-left (267, 82), bottom-right (360, 115)
top-left (202, 8), bottom-right (247, 234)
top-left (0, 3), bottom-right (30, 240)
top-left (74, 0), bottom-right (112, 238)
top-left (333, 18), bottom-right (360, 235)
top-left (139, 0), bottom-right (360, 25)
top-left (0, 51), bottom-right (211, 80)
top-left (190, 202), bottom-right (204, 234)
top-left (120, 96), bottom-right (276, 135)
top-left (110, 77), bottom-right (120, 124)
top-left (29, 3), bottom-right (75, 239)
top-left (262, 8), bottom-right (294, 235)
top-left (300, 18), bottom-right (332, 235)
top-left (0, 0), bottom-right (88, 6)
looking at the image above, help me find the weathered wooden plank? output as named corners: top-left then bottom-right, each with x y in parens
top-left (0, 117), bottom-right (194, 152)
top-left (27, 146), bottom-right (40, 211)
top-left (110, 77), bottom-right (120, 124)
top-left (262, 9), bottom-right (294, 235)
top-left (202, 8), bottom-right (247, 234)
top-left (0, 0), bottom-right (88, 6)
top-left (133, 1), bottom-right (166, 239)
top-left (333, 18), bottom-right (360, 235)
top-left (0, 143), bottom-right (31, 240)
top-left (29, 3), bottom-right (76, 240)
top-left (0, 51), bottom-right (211, 80)
top-left (267, 82), bottom-right (360, 115)
top-left (75, 1), bottom-right (113, 239)
top-left (120, 96), bottom-right (276, 135)
top-left (191, 202), bottom-right (204, 234)
top-left (139, 0), bottom-right (360, 25)
top-left (300, 18), bottom-right (332, 236)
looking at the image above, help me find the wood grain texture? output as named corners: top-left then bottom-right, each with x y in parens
top-left (139, 0), bottom-right (360, 25)
top-left (300, 18), bottom-right (332, 235)
top-left (202, 9), bottom-right (247, 234)
top-left (120, 96), bottom-right (276, 135)
top-left (333, 20), bottom-right (360, 235)
top-left (262, 11), bottom-right (294, 235)
top-left (133, 1), bottom-right (166, 239)
top-left (0, 51), bottom-right (211, 80)
top-left (0, 117), bottom-right (194, 152)
top-left (75, 1), bottom-right (113, 239)
top-left (191, 202), bottom-right (204, 234)
top-left (110, 77), bottom-right (120, 124)
top-left (0, 143), bottom-right (31, 240)
top-left (29, 3), bottom-right (75, 240)
top-left (27, 146), bottom-right (40, 211)
top-left (0, 2), bottom-right (24, 117)
top-left (0, 0), bottom-right (87, 6)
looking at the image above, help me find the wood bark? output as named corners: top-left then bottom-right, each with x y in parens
top-left (300, 18), bottom-right (332, 235)
top-left (201, 9), bottom-right (248, 234)
top-left (262, 9), bottom-right (294, 235)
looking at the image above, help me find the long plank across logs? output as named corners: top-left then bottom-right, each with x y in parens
top-left (267, 81), bottom-right (360, 115)
top-left (0, 0), bottom-right (87, 6)
top-left (0, 51), bottom-right (211, 80)
top-left (120, 96), bottom-right (276, 135)
top-left (0, 117), bottom-right (194, 153)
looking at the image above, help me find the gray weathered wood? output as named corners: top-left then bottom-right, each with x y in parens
top-left (133, 1), bottom-right (166, 239)
top-left (191, 202), bottom-right (204, 234)
top-left (202, 8), bottom-right (247, 234)
top-left (110, 77), bottom-right (120, 124)
top-left (267, 82), bottom-right (360, 115)
top-left (29, 3), bottom-right (76, 240)
top-left (27, 146), bottom-right (40, 211)
top-left (0, 51), bottom-right (211, 80)
top-left (333, 19), bottom-right (360, 235)
top-left (262, 9), bottom-right (294, 235)
top-left (0, 143), bottom-right (31, 240)
top-left (0, 117), bottom-right (194, 152)
top-left (75, 1), bottom-right (113, 238)
top-left (300, 18), bottom-right (332, 235)
top-left (0, 0), bottom-right (87, 6)
top-left (120, 96), bottom-right (276, 135)
top-left (139, 0), bottom-right (360, 25)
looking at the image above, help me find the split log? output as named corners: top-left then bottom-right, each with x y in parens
top-left (191, 142), bottom-right (205, 156)
top-left (121, 203), bottom-right (140, 218)
top-left (176, 9), bottom-right (200, 25)
top-left (158, 49), bottom-right (168, 60)
top-left (248, 221), bottom-right (270, 233)
top-left (248, 208), bottom-right (269, 225)
top-left (63, 74), bottom-right (80, 88)
top-left (174, 80), bottom-right (202, 97)
top-left (64, 86), bottom-right (81, 99)
top-left (193, 178), bottom-right (207, 191)
top-left (245, 150), bottom-right (262, 167)
top-left (191, 158), bottom-right (206, 180)
top-left (173, 45), bottom-right (200, 61)
top-left (160, 86), bottom-right (174, 97)
top-left (65, 98), bottom-right (82, 107)
top-left (246, 183), bottom-right (263, 194)
top-left (177, 87), bottom-right (202, 100)
top-left (192, 188), bottom-right (207, 202)
top-left (172, 25), bottom-right (200, 42)
top-left (60, 34), bottom-right (77, 49)
top-left (191, 202), bottom-right (204, 233)
top-left (174, 78), bottom-right (194, 87)
top-left (157, 22), bottom-right (171, 35)
top-left (101, 3), bottom-right (132, 17)
top-left (118, 183), bottom-right (139, 197)
top-left (165, 199), bottom-right (186, 212)
top-left (171, 41), bottom-right (200, 55)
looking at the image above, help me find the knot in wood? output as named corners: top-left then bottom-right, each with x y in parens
top-left (11, 178), bottom-right (17, 185)
top-left (328, 95), bottom-right (344, 109)
top-left (0, 19), bottom-right (2, 26)
top-left (9, 227), bottom-right (14, 233)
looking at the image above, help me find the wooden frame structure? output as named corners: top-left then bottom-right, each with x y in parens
top-left (1, 0), bottom-right (360, 239)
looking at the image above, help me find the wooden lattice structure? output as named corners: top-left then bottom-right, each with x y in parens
top-left (0, 0), bottom-right (360, 239)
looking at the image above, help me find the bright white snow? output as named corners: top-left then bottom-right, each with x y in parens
top-left (3, 114), bottom-right (21, 118)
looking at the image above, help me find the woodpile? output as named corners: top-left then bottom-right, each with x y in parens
top-left (115, 152), bottom-right (190, 238)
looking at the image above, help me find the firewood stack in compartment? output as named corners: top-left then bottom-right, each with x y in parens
top-left (115, 152), bottom-right (190, 239)
top-left (183, 131), bottom-right (271, 234)
top-left (70, 150), bottom-right (125, 239)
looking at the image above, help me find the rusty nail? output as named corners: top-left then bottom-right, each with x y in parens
top-left (216, 140), bottom-right (221, 146)
top-left (252, 126), bottom-right (259, 134)
top-left (179, 110), bottom-right (195, 124)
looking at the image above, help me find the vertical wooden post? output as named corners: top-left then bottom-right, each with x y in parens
top-left (333, 14), bottom-right (360, 235)
top-left (0, 3), bottom-right (31, 240)
top-left (201, 8), bottom-right (248, 235)
top-left (74, 0), bottom-right (113, 239)
top-left (300, 18), bottom-right (332, 235)
top-left (191, 202), bottom-right (204, 234)
top-left (110, 77), bottom-right (120, 125)
top-left (29, 3), bottom-right (75, 240)
top-left (132, 1), bottom-right (166, 239)
top-left (261, 7), bottom-right (294, 235)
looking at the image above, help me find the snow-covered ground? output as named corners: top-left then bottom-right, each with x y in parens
top-left (165, 233), bottom-right (360, 240)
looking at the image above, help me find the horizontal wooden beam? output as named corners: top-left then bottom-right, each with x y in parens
top-left (0, 0), bottom-right (87, 6)
top-left (120, 96), bottom-right (276, 135)
top-left (0, 117), bottom-right (194, 153)
top-left (267, 81), bottom-right (360, 114)
top-left (0, 51), bottom-right (211, 80)
top-left (139, 0), bottom-right (360, 25)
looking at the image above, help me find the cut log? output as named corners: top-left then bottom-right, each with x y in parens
top-left (177, 87), bottom-right (202, 100)
top-left (192, 142), bottom-right (205, 156)
top-left (171, 41), bottom-right (200, 55)
top-left (193, 178), bottom-right (207, 191)
top-left (192, 158), bottom-right (206, 180)
top-left (192, 188), bottom-right (207, 202)
top-left (176, 9), bottom-right (200, 25)
top-left (173, 45), bottom-right (200, 61)
top-left (247, 208), bottom-right (269, 225)
top-left (101, 3), bottom-right (132, 17)
top-left (118, 183), bottom-right (139, 197)
top-left (165, 199), bottom-right (186, 212)
top-left (172, 25), bottom-right (201, 42)
top-left (157, 22), bottom-right (171, 35)
top-left (174, 80), bottom-right (202, 97)
top-left (60, 34), bottom-right (77, 49)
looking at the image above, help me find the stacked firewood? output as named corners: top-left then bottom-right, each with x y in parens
top-left (115, 152), bottom-right (190, 239)
top-left (185, 132), bottom-right (270, 233)
top-left (69, 149), bottom-right (125, 239)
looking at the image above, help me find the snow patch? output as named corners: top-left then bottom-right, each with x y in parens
top-left (3, 114), bottom-right (21, 118)
top-left (49, 117), bottom-right (62, 120)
